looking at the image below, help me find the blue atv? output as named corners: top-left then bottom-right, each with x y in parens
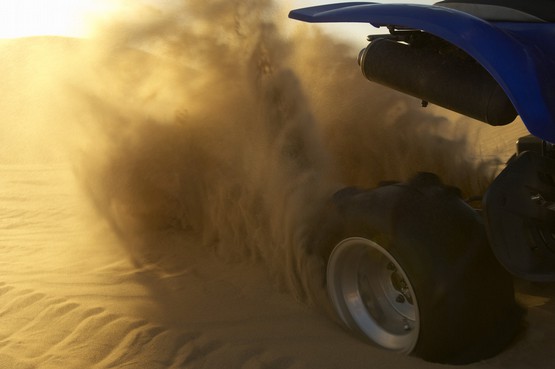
top-left (290, 0), bottom-right (555, 364)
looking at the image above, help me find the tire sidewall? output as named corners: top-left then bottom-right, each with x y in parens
top-left (316, 181), bottom-right (521, 364)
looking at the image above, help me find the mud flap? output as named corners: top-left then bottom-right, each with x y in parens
top-left (484, 151), bottom-right (555, 281)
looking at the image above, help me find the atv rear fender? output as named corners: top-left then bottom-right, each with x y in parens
top-left (289, 3), bottom-right (555, 143)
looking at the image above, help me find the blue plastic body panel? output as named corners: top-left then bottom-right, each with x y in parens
top-left (289, 3), bottom-right (555, 143)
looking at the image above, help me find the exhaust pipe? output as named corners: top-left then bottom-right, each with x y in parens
top-left (358, 38), bottom-right (517, 126)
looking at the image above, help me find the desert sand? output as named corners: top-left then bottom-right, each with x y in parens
top-left (1, 2), bottom-right (554, 368)
top-left (1, 164), bottom-right (554, 369)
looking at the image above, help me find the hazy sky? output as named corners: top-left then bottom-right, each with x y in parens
top-left (293, 0), bottom-right (437, 44)
top-left (0, 0), bottom-right (437, 40)
top-left (0, 0), bottom-right (118, 38)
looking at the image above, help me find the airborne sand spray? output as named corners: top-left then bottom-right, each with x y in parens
top-left (77, 0), bottom-right (496, 305)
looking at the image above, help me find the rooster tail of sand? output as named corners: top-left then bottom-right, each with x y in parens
top-left (70, 0), bottom-right (497, 305)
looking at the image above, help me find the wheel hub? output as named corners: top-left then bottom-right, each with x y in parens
top-left (327, 237), bottom-right (420, 353)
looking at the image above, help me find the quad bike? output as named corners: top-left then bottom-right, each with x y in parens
top-left (289, 0), bottom-right (555, 364)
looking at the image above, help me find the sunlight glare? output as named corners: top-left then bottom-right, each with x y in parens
top-left (0, 0), bottom-right (117, 39)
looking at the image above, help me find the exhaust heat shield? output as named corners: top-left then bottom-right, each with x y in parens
top-left (359, 38), bottom-right (517, 126)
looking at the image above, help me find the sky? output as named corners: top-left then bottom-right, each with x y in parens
top-left (0, 0), bottom-right (436, 40)
top-left (0, 0), bottom-right (113, 38)
top-left (0, 0), bottom-right (163, 39)
top-left (291, 0), bottom-right (436, 44)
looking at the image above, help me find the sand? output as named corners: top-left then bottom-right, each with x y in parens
top-left (0, 164), bottom-right (554, 369)
top-left (0, 164), bottom-right (427, 369)
top-left (1, 3), bottom-right (554, 367)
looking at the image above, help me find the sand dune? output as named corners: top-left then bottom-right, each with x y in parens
top-left (0, 164), bottom-right (408, 369)
top-left (0, 164), bottom-right (554, 369)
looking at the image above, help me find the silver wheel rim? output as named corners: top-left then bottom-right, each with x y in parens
top-left (327, 237), bottom-right (420, 353)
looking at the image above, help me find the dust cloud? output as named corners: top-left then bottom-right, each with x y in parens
top-left (73, 0), bottom-right (496, 305)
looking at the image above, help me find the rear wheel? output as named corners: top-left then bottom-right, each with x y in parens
top-left (315, 173), bottom-right (523, 364)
